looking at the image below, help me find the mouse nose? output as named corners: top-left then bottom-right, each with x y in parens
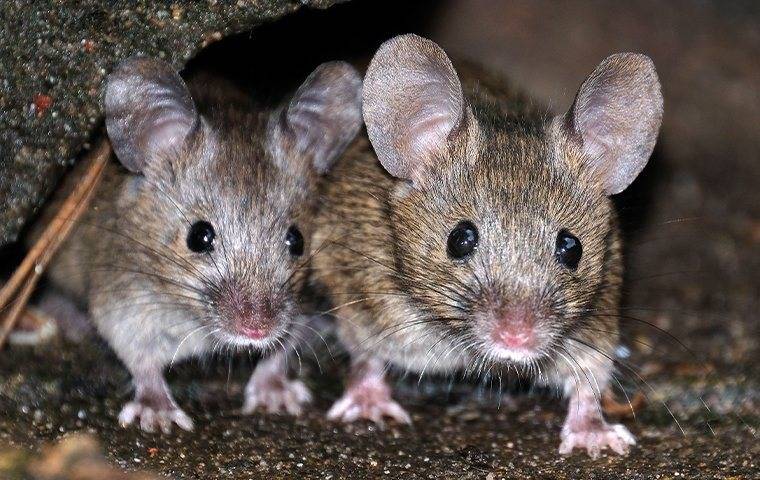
top-left (235, 299), bottom-right (276, 339)
top-left (491, 303), bottom-right (537, 350)
top-left (495, 329), bottom-right (533, 348)
top-left (239, 322), bottom-right (271, 340)
top-left (217, 286), bottom-right (279, 340)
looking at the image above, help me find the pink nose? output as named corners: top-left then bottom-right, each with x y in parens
top-left (240, 325), bottom-right (268, 340)
top-left (217, 286), bottom-right (277, 340)
top-left (495, 330), bottom-right (533, 348)
top-left (236, 311), bottom-right (274, 339)
top-left (491, 303), bottom-right (537, 350)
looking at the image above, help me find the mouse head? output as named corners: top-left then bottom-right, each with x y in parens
top-left (363, 35), bottom-right (662, 366)
top-left (105, 57), bottom-right (361, 349)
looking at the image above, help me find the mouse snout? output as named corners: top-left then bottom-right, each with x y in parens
top-left (234, 298), bottom-right (275, 340)
top-left (216, 286), bottom-right (281, 341)
top-left (490, 304), bottom-right (537, 349)
top-left (482, 301), bottom-right (550, 362)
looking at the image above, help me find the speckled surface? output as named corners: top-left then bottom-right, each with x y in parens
top-left (0, 0), bottom-right (343, 245)
top-left (0, 331), bottom-right (757, 479)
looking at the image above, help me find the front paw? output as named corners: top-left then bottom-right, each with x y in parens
top-left (559, 422), bottom-right (636, 458)
top-left (118, 401), bottom-right (194, 434)
top-left (327, 383), bottom-right (411, 426)
top-left (242, 376), bottom-right (312, 417)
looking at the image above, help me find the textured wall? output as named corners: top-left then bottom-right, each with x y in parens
top-left (0, 0), bottom-right (344, 245)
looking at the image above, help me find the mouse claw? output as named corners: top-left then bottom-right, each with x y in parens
top-left (118, 401), bottom-right (194, 434)
top-left (327, 385), bottom-right (411, 426)
top-left (242, 377), bottom-right (312, 417)
top-left (559, 422), bottom-right (636, 459)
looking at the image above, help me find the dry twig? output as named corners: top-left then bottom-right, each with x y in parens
top-left (602, 389), bottom-right (647, 419)
top-left (0, 140), bottom-right (110, 348)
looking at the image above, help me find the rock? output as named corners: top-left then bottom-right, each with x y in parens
top-left (1, 433), bottom-right (162, 479)
top-left (0, 0), bottom-right (346, 245)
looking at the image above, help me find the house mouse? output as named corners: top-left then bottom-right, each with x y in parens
top-left (42, 56), bottom-right (362, 433)
top-left (311, 34), bottom-right (662, 458)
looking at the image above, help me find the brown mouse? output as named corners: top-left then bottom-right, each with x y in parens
top-left (311, 34), bottom-right (662, 458)
top-left (41, 57), bottom-right (362, 432)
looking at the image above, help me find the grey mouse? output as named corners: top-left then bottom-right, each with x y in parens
top-left (43, 57), bottom-right (362, 433)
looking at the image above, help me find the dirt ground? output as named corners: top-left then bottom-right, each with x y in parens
top-left (1, 1), bottom-right (758, 478)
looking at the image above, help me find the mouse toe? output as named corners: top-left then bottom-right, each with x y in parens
top-left (118, 400), bottom-right (194, 434)
top-left (242, 376), bottom-right (312, 416)
top-left (326, 384), bottom-right (411, 426)
top-left (559, 421), bottom-right (636, 458)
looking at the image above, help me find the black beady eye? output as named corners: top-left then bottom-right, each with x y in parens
top-left (187, 220), bottom-right (215, 253)
top-left (447, 220), bottom-right (479, 260)
top-left (555, 229), bottom-right (582, 269)
top-left (286, 225), bottom-right (304, 257)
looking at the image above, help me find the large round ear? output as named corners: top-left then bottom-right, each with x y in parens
top-left (363, 34), bottom-right (465, 186)
top-left (105, 57), bottom-right (198, 173)
top-left (272, 61), bottom-right (362, 175)
top-left (561, 53), bottom-right (663, 195)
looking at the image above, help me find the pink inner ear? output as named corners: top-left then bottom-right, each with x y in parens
top-left (144, 114), bottom-right (195, 159)
top-left (106, 57), bottom-right (199, 174)
top-left (374, 71), bottom-right (463, 183)
top-left (575, 93), bottom-right (655, 194)
top-left (567, 53), bottom-right (663, 195)
top-left (577, 114), bottom-right (612, 165)
top-left (402, 111), bottom-right (457, 169)
top-left (363, 35), bottom-right (465, 184)
top-left (277, 61), bottom-right (362, 175)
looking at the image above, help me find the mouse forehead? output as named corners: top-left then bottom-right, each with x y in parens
top-left (396, 124), bottom-right (609, 254)
top-left (466, 130), bottom-right (594, 224)
top-left (174, 130), bottom-right (310, 234)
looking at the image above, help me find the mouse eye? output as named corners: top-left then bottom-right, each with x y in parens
top-left (447, 220), bottom-right (478, 260)
top-left (187, 220), bottom-right (215, 253)
top-left (285, 225), bottom-right (304, 257)
top-left (555, 229), bottom-right (582, 270)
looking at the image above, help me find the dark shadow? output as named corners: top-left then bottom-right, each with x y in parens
top-left (185, 0), bottom-right (444, 103)
top-left (0, 242), bottom-right (24, 280)
top-left (613, 141), bottom-right (669, 248)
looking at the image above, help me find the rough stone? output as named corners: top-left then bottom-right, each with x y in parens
top-left (0, 0), bottom-right (344, 245)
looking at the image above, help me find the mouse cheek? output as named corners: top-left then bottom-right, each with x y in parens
top-left (556, 271), bottom-right (594, 315)
top-left (283, 265), bottom-right (308, 294)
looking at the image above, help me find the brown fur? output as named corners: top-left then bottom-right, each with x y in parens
top-left (313, 63), bottom-right (622, 379)
top-left (310, 34), bottom-right (663, 456)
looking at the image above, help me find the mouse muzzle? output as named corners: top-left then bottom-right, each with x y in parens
top-left (491, 303), bottom-right (537, 349)
top-left (232, 298), bottom-right (276, 340)
top-left (477, 299), bottom-right (554, 363)
top-left (213, 281), bottom-right (286, 346)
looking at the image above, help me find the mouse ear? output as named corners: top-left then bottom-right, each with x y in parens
top-left (363, 34), bottom-right (465, 186)
top-left (105, 57), bottom-right (198, 174)
top-left (273, 61), bottom-right (362, 174)
top-left (562, 53), bottom-right (663, 195)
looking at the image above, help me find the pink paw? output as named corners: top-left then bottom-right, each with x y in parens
top-left (243, 376), bottom-right (311, 416)
top-left (327, 384), bottom-right (411, 425)
top-left (559, 422), bottom-right (636, 458)
top-left (118, 401), bottom-right (194, 434)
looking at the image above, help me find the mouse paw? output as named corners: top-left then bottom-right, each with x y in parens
top-left (118, 401), bottom-right (194, 434)
top-left (242, 376), bottom-right (312, 416)
top-left (559, 422), bottom-right (635, 459)
top-left (327, 382), bottom-right (411, 425)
